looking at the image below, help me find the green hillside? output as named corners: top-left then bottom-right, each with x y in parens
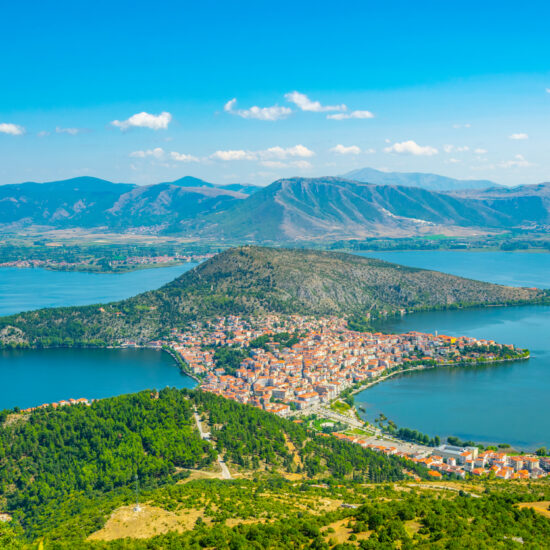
top-left (0, 246), bottom-right (546, 348)
top-left (1, 388), bottom-right (549, 548)
top-left (0, 388), bottom-right (424, 545)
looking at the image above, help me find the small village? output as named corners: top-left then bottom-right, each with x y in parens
top-left (152, 313), bottom-right (547, 481)
top-left (0, 252), bottom-right (212, 271)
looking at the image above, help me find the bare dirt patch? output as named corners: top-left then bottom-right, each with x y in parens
top-left (180, 469), bottom-right (224, 483)
top-left (88, 504), bottom-right (204, 541)
top-left (517, 501), bottom-right (550, 519)
top-left (322, 518), bottom-right (371, 545)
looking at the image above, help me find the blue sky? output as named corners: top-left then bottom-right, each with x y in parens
top-left (1, 0), bottom-right (549, 186)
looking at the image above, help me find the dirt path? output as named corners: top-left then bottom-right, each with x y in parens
top-left (193, 407), bottom-right (232, 480)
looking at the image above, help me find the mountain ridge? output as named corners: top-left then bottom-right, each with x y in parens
top-left (2, 174), bottom-right (550, 239)
top-left (344, 166), bottom-right (499, 191)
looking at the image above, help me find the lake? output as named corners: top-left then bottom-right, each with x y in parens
top-left (356, 249), bottom-right (550, 288)
top-left (0, 348), bottom-right (196, 410)
top-left (354, 250), bottom-right (550, 451)
top-left (0, 263), bottom-right (197, 316)
top-left (0, 264), bottom-right (199, 410)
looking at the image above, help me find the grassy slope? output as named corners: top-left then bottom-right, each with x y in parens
top-left (0, 246), bottom-right (546, 347)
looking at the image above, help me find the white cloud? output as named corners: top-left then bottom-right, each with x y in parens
top-left (499, 154), bottom-right (533, 168)
top-left (508, 133), bottom-right (528, 140)
top-left (56, 126), bottom-right (83, 135)
top-left (259, 145), bottom-right (315, 160)
top-left (452, 123), bottom-right (471, 129)
top-left (474, 148), bottom-right (488, 154)
top-left (330, 144), bottom-right (361, 155)
top-left (129, 147), bottom-right (166, 159)
top-left (170, 151), bottom-right (199, 162)
top-left (210, 149), bottom-right (256, 161)
top-left (546, 88), bottom-right (550, 93)
top-left (447, 158), bottom-right (461, 164)
top-left (327, 110), bottom-right (374, 120)
top-left (365, 148), bottom-right (376, 154)
top-left (112, 111), bottom-right (172, 130)
top-left (284, 91), bottom-right (345, 112)
top-left (210, 144), bottom-right (314, 162)
top-left (0, 122), bottom-right (25, 135)
top-left (383, 140), bottom-right (438, 156)
top-left (443, 144), bottom-right (469, 153)
top-left (223, 98), bottom-right (291, 121)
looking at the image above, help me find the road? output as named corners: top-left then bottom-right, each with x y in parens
top-left (193, 408), bottom-right (232, 480)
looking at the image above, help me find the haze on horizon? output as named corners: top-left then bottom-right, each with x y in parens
top-left (1, 0), bottom-right (549, 187)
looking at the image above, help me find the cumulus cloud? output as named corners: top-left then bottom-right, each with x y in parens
top-left (499, 154), bottom-right (533, 168)
top-left (284, 91), bottom-right (346, 112)
top-left (508, 133), bottom-right (528, 140)
top-left (224, 98), bottom-right (291, 121)
top-left (211, 144), bottom-right (314, 162)
top-left (129, 147), bottom-right (166, 159)
top-left (170, 151), bottom-right (199, 162)
top-left (210, 149), bottom-right (256, 161)
top-left (259, 145), bottom-right (314, 160)
top-left (383, 140), bottom-right (438, 156)
top-left (443, 144), bottom-right (469, 153)
top-left (452, 123), bottom-right (471, 129)
top-left (327, 110), bottom-right (374, 120)
top-left (330, 144), bottom-right (361, 155)
top-left (112, 111), bottom-right (172, 130)
top-left (474, 148), bottom-right (488, 154)
top-left (0, 122), bottom-right (25, 135)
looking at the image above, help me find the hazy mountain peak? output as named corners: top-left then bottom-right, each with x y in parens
top-left (344, 167), bottom-right (499, 192)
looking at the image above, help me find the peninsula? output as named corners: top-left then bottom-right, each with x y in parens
top-left (0, 246), bottom-right (547, 349)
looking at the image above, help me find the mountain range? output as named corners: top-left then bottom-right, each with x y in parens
top-left (344, 166), bottom-right (499, 192)
top-left (1, 172), bottom-right (549, 240)
top-left (0, 176), bottom-right (259, 231)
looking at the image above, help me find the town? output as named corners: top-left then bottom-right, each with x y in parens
top-left (147, 313), bottom-right (547, 480)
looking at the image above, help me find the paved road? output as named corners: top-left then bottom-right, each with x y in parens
top-left (193, 408), bottom-right (232, 480)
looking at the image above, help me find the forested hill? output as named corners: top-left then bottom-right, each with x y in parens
top-left (0, 388), bottom-right (422, 544)
top-left (0, 246), bottom-right (547, 348)
top-left (1, 388), bottom-right (550, 548)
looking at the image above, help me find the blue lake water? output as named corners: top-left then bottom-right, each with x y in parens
top-left (0, 264), bottom-right (199, 409)
top-left (0, 348), bottom-right (196, 410)
top-left (0, 263), bottom-right (197, 316)
top-left (356, 250), bottom-right (550, 288)
top-left (354, 250), bottom-right (550, 450)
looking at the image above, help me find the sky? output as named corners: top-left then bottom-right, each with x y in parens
top-left (1, 0), bottom-right (549, 187)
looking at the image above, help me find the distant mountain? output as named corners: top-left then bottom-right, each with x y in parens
top-left (1, 246), bottom-right (545, 347)
top-left (2, 174), bottom-right (549, 239)
top-left (187, 177), bottom-right (519, 241)
top-left (0, 176), bottom-right (250, 230)
top-left (344, 167), bottom-right (499, 192)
